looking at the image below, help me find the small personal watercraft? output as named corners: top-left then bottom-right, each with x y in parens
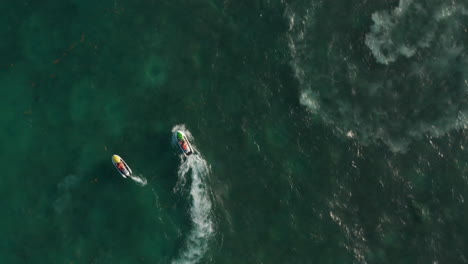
top-left (111, 154), bottom-right (133, 178)
top-left (173, 130), bottom-right (194, 156)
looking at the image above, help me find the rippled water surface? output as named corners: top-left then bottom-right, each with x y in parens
top-left (1, 0), bottom-right (468, 263)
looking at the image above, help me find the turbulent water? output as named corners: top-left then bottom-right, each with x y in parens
top-left (288, 0), bottom-right (468, 152)
top-left (128, 174), bottom-right (148, 187)
top-left (1, 0), bottom-right (468, 263)
top-left (171, 125), bottom-right (214, 264)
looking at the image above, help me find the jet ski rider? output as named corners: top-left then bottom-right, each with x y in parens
top-left (113, 155), bottom-right (125, 171)
top-left (179, 139), bottom-right (188, 151)
top-left (177, 132), bottom-right (189, 151)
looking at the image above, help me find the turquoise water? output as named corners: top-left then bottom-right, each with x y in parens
top-left (1, 0), bottom-right (468, 263)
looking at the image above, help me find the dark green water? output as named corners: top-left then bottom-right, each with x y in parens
top-left (1, 0), bottom-right (468, 263)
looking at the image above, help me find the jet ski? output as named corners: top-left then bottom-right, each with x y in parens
top-left (111, 154), bottom-right (133, 178)
top-left (174, 130), bottom-right (194, 156)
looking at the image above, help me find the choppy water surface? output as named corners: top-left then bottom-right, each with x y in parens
top-left (1, 0), bottom-right (468, 263)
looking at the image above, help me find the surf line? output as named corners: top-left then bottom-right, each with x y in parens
top-left (171, 126), bottom-right (215, 264)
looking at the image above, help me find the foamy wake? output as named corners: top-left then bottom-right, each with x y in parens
top-left (171, 126), bottom-right (214, 264)
top-left (128, 174), bottom-right (148, 186)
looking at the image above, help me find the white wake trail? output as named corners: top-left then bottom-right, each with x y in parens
top-left (128, 174), bottom-right (148, 187)
top-left (171, 126), bottom-right (214, 264)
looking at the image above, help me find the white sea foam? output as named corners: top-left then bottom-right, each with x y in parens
top-left (171, 125), bottom-right (214, 264)
top-left (365, 0), bottom-right (468, 65)
top-left (128, 174), bottom-right (148, 186)
top-left (365, 0), bottom-right (420, 65)
top-left (286, 0), bottom-right (468, 153)
top-left (299, 89), bottom-right (320, 114)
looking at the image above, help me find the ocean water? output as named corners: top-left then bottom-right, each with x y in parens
top-left (1, 0), bottom-right (468, 263)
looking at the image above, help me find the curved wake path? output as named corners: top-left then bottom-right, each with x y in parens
top-left (171, 125), bottom-right (215, 264)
